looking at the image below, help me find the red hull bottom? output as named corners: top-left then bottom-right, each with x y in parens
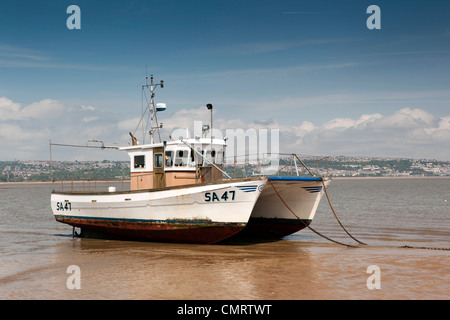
top-left (56, 216), bottom-right (245, 244)
top-left (225, 218), bottom-right (311, 241)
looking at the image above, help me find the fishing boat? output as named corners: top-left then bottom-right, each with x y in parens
top-left (51, 177), bottom-right (266, 244)
top-left (50, 75), bottom-right (330, 243)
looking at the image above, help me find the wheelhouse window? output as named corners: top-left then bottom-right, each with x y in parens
top-left (174, 150), bottom-right (189, 167)
top-left (189, 150), bottom-right (195, 166)
top-left (204, 148), bottom-right (224, 165)
top-left (165, 151), bottom-right (174, 167)
top-left (196, 149), bottom-right (204, 166)
top-left (216, 150), bottom-right (224, 165)
top-left (205, 149), bottom-right (215, 164)
top-left (134, 155), bottom-right (145, 169)
top-left (154, 153), bottom-right (163, 168)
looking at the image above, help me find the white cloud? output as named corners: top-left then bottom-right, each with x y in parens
top-left (21, 99), bottom-right (66, 119)
top-left (0, 123), bottom-right (51, 159)
top-left (0, 123), bottom-right (49, 142)
top-left (162, 106), bottom-right (211, 130)
top-left (1, 95), bottom-right (449, 161)
top-left (81, 105), bottom-right (97, 112)
top-left (149, 106), bottom-right (450, 160)
top-left (0, 97), bottom-right (65, 120)
top-left (425, 116), bottom-right (450, 141)
top-left (130, 105), bottom-right (449, 160)
top-left (0, 97), bottom-right (125, 160)
top-left (282, 108), bottom-right (450, 160)
top-left (374, 107), bottom-right (434, 128)
top-left (0, 97), bottom-right (22, 120)
top-left (298, 121), bottom-right (315, 132)
top-left (82, 116), bottom-right (99, 122)
top-left (117, 117), bottom-right (141, 132)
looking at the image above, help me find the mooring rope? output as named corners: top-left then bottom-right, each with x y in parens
top-left (268, 179), bottom-right (450, 251)
top-left (319, 179), bottom-right (450, 251)
top-left (320, 178), bottom-right (368, 245)
top-left (398, 245), bottom-right (450, 251)
top-left (268, 180), bottom-right (359, 248)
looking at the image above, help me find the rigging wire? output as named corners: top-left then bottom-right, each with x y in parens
top-left (49, 142), bottom-right (118, 149)
top-left (133, 87), bottom-right (152, 142)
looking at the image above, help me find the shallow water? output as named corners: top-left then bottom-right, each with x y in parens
top-left (0, 178), bottom-right (449, 300)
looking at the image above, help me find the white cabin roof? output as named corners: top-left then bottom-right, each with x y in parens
top-left (118, 138), bottom-right (227, 152)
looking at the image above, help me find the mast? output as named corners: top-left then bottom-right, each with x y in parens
top-left (142, 74), bottom-right (165, 144)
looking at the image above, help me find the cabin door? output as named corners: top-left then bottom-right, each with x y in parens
top-left (153, 147), bottom-right (166, 188)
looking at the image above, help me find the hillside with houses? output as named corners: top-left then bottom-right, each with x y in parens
top-left (1, 157), bottom-right (449, 183)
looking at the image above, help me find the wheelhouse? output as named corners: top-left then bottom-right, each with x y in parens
top-left (120, 138), bottom-right (227, 190)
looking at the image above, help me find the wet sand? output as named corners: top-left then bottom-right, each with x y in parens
top-left (1, 235), bottom-right (449, 300)
top-left (0, 179), bottom-right (449, 300)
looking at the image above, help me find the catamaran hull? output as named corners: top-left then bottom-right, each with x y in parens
top-left (232, 177), bottom-right (330, 240)
top-left (51, 179), bottom-right (266, 244)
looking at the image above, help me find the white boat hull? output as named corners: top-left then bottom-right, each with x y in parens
top-left (231, 177), bottom-right (330, 239)
top-left (51, 178), bottom-right (267, 244)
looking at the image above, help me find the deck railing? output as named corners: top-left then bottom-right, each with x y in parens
top-left (52, 178), bottom-right (130, 192)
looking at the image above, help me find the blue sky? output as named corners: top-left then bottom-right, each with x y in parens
top-left (0, 0), bottom-right (449, 161)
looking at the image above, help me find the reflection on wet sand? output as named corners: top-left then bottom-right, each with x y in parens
top-left (39, 236), bottom-right (448, 300)
top-left (56, 238), bottom-right (326, 299)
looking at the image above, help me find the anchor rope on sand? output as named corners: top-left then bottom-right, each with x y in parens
top-left (268, 180), bottom-right (359, 248)
top-left (268, 178), bottom-right (450, 251)
top-left (320, 178), bottom-right (367, 245)
top-left (318, 178), bottom-right (450, 251)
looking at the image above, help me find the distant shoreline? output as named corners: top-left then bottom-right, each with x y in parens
top-left (330, 176), bottom-right (450, 180)
top-left (0, 176), bottom-right (449, 186)
top-left (0, 181), bottom-right (56, 185)
top-left (0, 180), bottom-right (131, 186)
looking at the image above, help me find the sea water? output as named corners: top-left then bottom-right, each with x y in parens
top-left (0, 178), bottom-right (449, 300)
